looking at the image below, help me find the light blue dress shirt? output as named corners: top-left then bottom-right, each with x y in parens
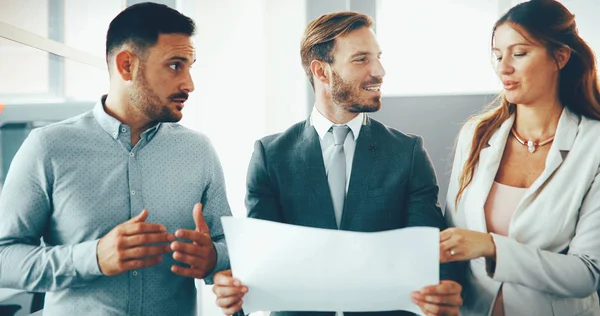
top-left (0, 96), bottom-right (231, 315)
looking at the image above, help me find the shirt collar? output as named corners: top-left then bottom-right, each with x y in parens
top-left (93, 95), bottom-right (161, 142)
top-left (310, 106), bottom-right (364, 141)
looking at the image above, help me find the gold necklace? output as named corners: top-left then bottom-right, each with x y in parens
top-left (510, 128), bottom-right (555, 153)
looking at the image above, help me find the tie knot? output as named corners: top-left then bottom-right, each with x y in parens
top-left (331, 125), bottom-right (350, 145)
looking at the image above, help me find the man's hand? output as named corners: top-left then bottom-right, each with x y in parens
top-left (411, 280), bottom-right (462, 316)
top-left (213, 269), bottom-right (248, 315)
top-left (171, 203), bottom-right (217, 279)
top-left (97, 209), bottom-right (174, 276)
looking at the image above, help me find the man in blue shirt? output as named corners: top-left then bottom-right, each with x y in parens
top-left (0, 3), bottom-right (231, 315)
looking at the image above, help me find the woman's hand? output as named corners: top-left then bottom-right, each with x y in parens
top-left (439, 228), bottom-right (496, 263)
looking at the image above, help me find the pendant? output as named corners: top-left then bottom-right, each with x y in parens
top-left (527, 140), bottom-right (535, 153)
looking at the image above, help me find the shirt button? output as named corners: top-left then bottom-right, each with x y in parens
top-left (132, 270), bottom-right (138, 276)
top-left (121, 127), bottom-right (126, 132)
top-left (130, 152), bottom-right (135, 157)
top-left (131, 190), bottom-right (135, 195)
top-left (112, 132), bottom-right (117, 137)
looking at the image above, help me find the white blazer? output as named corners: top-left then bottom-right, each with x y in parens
top-left (445, 107), bottom-right (600, 316)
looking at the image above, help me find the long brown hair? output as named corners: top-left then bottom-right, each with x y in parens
top-left (456, 0), bottom-right (600, 206)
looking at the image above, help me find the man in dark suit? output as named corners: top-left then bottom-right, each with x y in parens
top-left (212, 11), bottom-right (464, 316)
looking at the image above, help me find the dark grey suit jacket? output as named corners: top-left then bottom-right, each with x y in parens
top-left (244, 116), bottom-right (464, 316)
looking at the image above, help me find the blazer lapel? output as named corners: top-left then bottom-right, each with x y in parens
top-left (464, 116), bottom-right (514, 232)
top-left (517, 107), bottom-right (580, 211)
top-left (340, 116), bottom-right (379, 229)
top-left (297, 119), bottom-right (338, 228)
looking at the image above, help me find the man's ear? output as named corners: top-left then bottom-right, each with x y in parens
top-left (114, 50), bottom-right (135, 81)
top-left (555, 46), bottom-right (571, 70)
top-left (310, 60), bottom-right (331, 85)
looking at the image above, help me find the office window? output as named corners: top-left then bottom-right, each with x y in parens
top-left (561, 0), bottom-right (600, 60)
top-left (0, 0), bottom-right (49, 37)
top-left (64, 58), bottom-right (110, 102)
top-left (0, 0), bottom-right (51, 97)
top-left (63, 0), bottom-right (122, 57)
top-left (376, 0), bottom-right (502, 96)
top-left (376, 0), bottom-right (600, 97)
top-left (0, 39), bottom-right (50, 96)
top-left (0, 0), bottom-right (120, 103)
top-left (63, 0), bottom-right (121, 100)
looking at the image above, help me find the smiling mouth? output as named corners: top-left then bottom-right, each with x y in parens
top-left (363, 86), bottom-right (381, 92)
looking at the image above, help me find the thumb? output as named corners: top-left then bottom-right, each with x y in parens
top-left (127, 209), bottom-right (148, 223)
top-left (193, 203), bottom-right (210, 234)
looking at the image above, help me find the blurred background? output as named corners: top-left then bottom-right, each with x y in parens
top-left (0, 0), bottom-right (599, 315)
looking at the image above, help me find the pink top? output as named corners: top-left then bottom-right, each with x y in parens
top-left (484, 181), bottom-right (527, 236)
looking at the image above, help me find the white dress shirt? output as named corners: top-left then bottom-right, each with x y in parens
top-left (310, 106), bottom-right (364, 193)
top-left (310, 106), bottom-right (364, 316)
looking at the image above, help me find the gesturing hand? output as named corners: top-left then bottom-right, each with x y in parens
top-left (97, 209), bottom-right (174, 276)
top-left (170, 203), bottom-right (217, 279)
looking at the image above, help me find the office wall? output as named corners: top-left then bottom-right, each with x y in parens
top-left (370, 94), bottom-right (493, 207)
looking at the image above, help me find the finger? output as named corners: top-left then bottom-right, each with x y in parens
top-left (126, 209), bottom-right (148, 224)
top-left (421, 281), bottom-right (462, 295)
top-left (221, 299), bottom-right (244, 315)
top-left (214, 270), bottom-right (244, 288)
top-left (213, 284), bottom-right (247, 298)
top-left (193, 203), bottom-right (210, 233)
top-left (411, 299), bottom-right (433, 316)
top-left (440, 239), bottom-right (461, 263)
top-left (119, 256), bottom-right (163, 272)
top-left (121, 245), bottom-right (172, 260)
top-left (123, 232), bottom-right (174, 248)
top-left (216, 294), bottom-right (244, 308)
top-left (121, 222), bottom-right (166, 235)
top-left (439, 236), bottom-right (459, 253)
top-left (411, 291), bottom-right (462, 306)
top-left (440, 250), bottom-right (465, 264)
top-left (439, 228), bottom-right (453, 242)
top-left (214, 270), bottom-right (233, 283)
top-left (173, 251), bottom-right (204, 268)
top-left (174, 229), bottom-right (212, 246)
top-left (421, 302), bottom-right (460, 315)
top-left (171, 264), bottom-right (206, 278)
top-left (171, 240), bottom-right (211, 256)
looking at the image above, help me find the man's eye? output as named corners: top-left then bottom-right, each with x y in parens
top-left (355, 58), bottom-right (366, 62)
top-left (169, 63), bottom-right (180, 71)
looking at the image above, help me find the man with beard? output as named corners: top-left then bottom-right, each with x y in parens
top-left (212, 11), bottom-right (464, 316)
top-left (0, 3), bottom-right (231, 315)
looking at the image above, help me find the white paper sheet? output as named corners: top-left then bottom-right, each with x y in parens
top-left (221, 217), bottom-right (439, 314)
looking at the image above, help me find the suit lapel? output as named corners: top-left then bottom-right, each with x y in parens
top-left (297, 120), bottom-right (338, 228)
top-left (516, 107), bottom-right (580, 214)
top-left (464, 116), bottom-right (514, 232)
top-left (340, 116), bottom-right (379, 229)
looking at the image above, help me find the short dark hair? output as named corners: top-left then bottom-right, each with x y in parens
top-left (105, 2), bottom-right (195, 69)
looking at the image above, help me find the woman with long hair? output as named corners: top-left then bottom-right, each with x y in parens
top-left (435, 1), bottom-right (600, 315)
